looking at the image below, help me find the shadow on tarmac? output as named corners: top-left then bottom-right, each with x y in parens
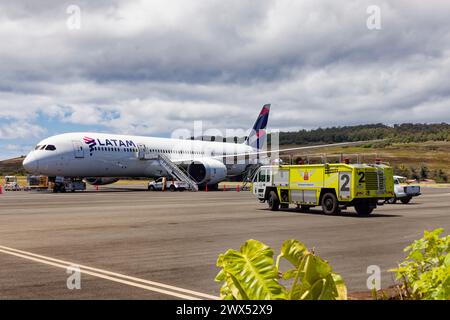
top-left (258, 208), bottom-right (403, 218)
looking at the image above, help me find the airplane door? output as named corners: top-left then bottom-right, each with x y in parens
top-left (137, 144), bottom-right (146, 160)
top-left (72, 141), bottom-right (84, 158)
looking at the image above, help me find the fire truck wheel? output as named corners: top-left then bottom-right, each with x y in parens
top-left (268, 191), bottom-right (280, 211)
top-left (387, 197), bottom-right (397, 204)
top-left (321, 193), bottom-right (339, 215)
top-left (355, 202), bottom-right (374, 216)
top-left (400, 197), bottom-right (412, 204)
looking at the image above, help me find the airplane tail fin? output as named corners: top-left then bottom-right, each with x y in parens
top-left (245, 104), bottom-right (270, 150)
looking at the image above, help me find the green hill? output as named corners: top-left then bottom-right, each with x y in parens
top-left (0, 157), bottom-right (26, 176)
top-left (279, 141), bottom-right (450, 183)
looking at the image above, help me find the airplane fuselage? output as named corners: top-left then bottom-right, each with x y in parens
top-left (23, 132), bottom-right (255, 179)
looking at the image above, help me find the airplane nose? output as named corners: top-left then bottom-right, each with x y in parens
top-left (23, 153), bottom-right (38, 173)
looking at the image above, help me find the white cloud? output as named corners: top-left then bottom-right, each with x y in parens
top-left (0, 121), bottom-right (46, 140)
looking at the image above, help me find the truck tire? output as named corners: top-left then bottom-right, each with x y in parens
top-left (321, 192), bottom-right (340, 215)
top-left (169, 185), bottom-right (176, 192)
top-left (268, 191), bottom-right (280, 211)
top-left (148, 185), bottom-right (155, 191)
top-left (355, 202), bottom-right (374, 216)
top-left (387, 197), bottom-right (397, 204)
top-left (400, 196), bottom-right (412, 204)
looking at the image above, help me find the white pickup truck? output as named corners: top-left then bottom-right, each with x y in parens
top-left (386, 175), bottom-right (421, 204)
top-left (148, 177), bottom-right (188, 192)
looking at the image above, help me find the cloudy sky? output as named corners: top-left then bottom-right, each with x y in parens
top-left (0, 0), bottom-right (449, 159)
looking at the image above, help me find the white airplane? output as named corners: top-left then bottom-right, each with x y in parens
top-left (22, 104), bottom-right (378, 192)
top-left (23, 105), bottom-right (272, 190)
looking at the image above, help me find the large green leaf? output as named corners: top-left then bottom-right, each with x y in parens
top-left (276, 239), bottom-right (308, 269)
top-left (216, 238), bottom-right (347, 300)
top-left (332, 273), bottom-right (348, 300)
top-left (217, 239), bottom-right (287, 300)
top-left (300, 254), bottom-right (332, 285)
top-left (289, 253), bottom-right (344, 300)
top-left (444, 253), bottom-right (450, 267)
top-left (301, 278), bottom-right (325, 300)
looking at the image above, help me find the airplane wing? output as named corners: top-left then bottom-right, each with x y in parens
top-left (219, 139), bottom-right (383, 159)
top-left (170, 139), bottom-right (383, 164)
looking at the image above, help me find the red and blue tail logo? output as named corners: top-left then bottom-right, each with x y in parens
top-left (245, 104), bottom-right (270, 150)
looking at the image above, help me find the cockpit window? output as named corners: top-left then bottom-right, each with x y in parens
top-left (45, 145), bottom-right (56, 151)
top-left (35, 145), bottom-right (42, 150)
top-left (39, 145), bottom-right (47, 150)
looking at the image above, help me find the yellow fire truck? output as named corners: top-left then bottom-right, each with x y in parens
top-left (252, 163), bottom-right (394, 216)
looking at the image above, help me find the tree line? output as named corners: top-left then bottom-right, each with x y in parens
top-left (394, 165), bottom-right (448, 183)
top-left (278, 123), bottom-right (450, 145)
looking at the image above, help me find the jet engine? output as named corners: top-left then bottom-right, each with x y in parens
top-left (187, 158), bottom-right (227, 185)
top-left (85, 177), bottom-right (120, 185)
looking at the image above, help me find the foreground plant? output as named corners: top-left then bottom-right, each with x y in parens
top-left (390, 228), bottom-right (450, 300)
top-left (215, 239), bottom-right (347, 300)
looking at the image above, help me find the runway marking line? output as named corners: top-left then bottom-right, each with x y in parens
top-left (0, 245), bottom-right (218, 300)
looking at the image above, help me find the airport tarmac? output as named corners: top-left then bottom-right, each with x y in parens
top-left (0, 186), bottom-right (449, 299)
